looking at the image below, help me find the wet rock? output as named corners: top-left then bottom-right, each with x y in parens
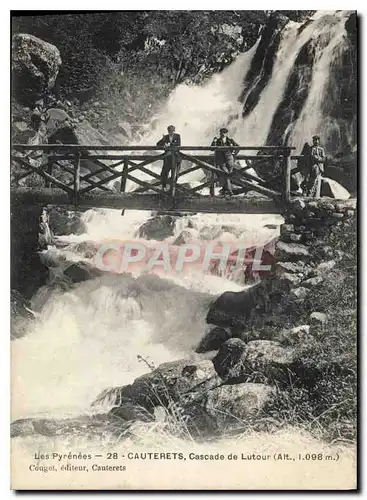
top-left (48, 208), bottom-right (86, 236)
top-left (138, 215), bottom-right (176, 240)
top-left (275, 241), bottom-right (310, 261)
top-left (195, 327), bottom-right (232, 353)
top-left (213, 338), bottom-right (295, 384)
top-left (183, 383), bottom-right (276, 436)
top-left (12, 34), bottom-right (61, 104)
top-left (63, 261), bottom-right (104, 283)
top-left (206, 282), bottom-right (269, 327)
top-left (66, 241), bottom-right (99, 259)
top-left (173, 229), bottom-right (195, 246)
top-left (310, 312), bottom-right (327, 325)
top-left (94, 359), bottom-right (222, 411)
top-left (198, 225), bottom-right (224, 240)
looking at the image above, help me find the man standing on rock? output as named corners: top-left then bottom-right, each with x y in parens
top-left (156, 125), bottom-right (181, 192)
top-left (307, 135), bottom-right (326, 197)
top-left (211, 128), bottom-right (239, 196)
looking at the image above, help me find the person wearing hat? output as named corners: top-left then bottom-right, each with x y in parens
top-left (156, 125), bottom-right (181, 192)
top-left (211, 128), bottom-right (239, 196)
top-left (307, 135), bottom-right (326, 197)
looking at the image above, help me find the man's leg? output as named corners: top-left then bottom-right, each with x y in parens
top-left (308, 164), bottom-right (320, 197)
top-left (225, 156), bottom-right (234, 194)
top-left (161, 159), bottom-right (170, 190)
top-left (218, 163), bottom-right (226, 194)
top-left (314, 169), bottom-right (322, 197)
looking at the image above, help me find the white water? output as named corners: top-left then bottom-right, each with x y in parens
top-left (288, 11), bottom-right (351, 152)
top-left (12, 12), bottom-right (351, 424)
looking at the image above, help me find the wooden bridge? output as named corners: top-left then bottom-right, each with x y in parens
top-left (11, 144), bottom-right (300, 214)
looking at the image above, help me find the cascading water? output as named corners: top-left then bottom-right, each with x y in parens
top-left (287, 11), bottom-right (353, 153)
top-left (12, 11), bottom-right (355, 438)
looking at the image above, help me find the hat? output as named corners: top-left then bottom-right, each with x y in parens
top-left (312, 135), bottom-right (320, 141)
top-left (220, 128), bottom-right (228, 133)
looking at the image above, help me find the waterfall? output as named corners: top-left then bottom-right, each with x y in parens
top-left (288, 11), bottom-right (352, 153)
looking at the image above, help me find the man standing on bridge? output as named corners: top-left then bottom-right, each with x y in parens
top-left (306, 135), bottom-right (327, 197)
top-left (211, 128), bottom-right (239, 196)
top-left (156, 125), bottom-right (181, 192)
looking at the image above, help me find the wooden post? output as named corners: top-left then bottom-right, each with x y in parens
top-left (120, 158), bottom-right (129, 216)
top-left (210, 158), bottom-right (215, 196)
top-left (45, 155), bottom-right (53, 188)
top-left (169, 148), bottom-right (177, 200)
top-left (74, 151), bottom-right (80, 206)
top-left (284, 148), bottom-right (291, 202)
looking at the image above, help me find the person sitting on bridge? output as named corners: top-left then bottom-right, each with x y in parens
top-left (156, 125), bottom-right (181, 192)
top-left (211, 128), bottom-right (239, 196)
top-left (306, 135), bottom-right (327, 197)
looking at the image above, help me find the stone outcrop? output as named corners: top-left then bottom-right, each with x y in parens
top-left (93, 358), bottom-right (222, 411)
top-left (182, 383), bottom-right (276, 436)
top-left (12, 34), bottom-right (62, 104)
top-left (213, 338), bottom-right (295, 384)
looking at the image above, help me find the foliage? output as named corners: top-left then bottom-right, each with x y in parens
top-left (12, 11), bottom-right (267, 100)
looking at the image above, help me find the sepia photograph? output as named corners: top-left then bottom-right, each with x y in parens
top-left (10, 9), bottom-right (357, 490)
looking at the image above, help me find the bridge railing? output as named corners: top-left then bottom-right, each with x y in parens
top-left (11, 144), bottom-right (298, 205)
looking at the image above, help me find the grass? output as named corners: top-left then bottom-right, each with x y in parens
top-left (264, 216), bottom-right (357, 443)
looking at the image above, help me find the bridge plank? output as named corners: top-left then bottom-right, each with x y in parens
top-left (10, 188), bottom-right (283, 213)
top-left (13, 144), bottom-right (296, 151)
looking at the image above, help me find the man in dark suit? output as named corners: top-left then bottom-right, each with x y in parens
top-left (156, 125), bottom-right (181, 191)
top-left (211, 128), bottom-right (239, 196)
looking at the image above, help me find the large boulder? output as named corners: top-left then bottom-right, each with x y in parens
top-left (48, 208), bottom-right (86, 236)
top-left (206, 282), bottom-right (269, 327)
top-left (321, 177), bottom-right (351, 200)
top-left (213, 338), bottom-right (295, 384)
top-left (63, 261), bottom-right (105, 283)
top-left (93, 358), bottom-right (222, 411)
top-left (182, 383), bottom-right (276, 436)
top-left (138, 215), bottom-right (176, 241)
top-left (12, 34), bottom-right (62, 104)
